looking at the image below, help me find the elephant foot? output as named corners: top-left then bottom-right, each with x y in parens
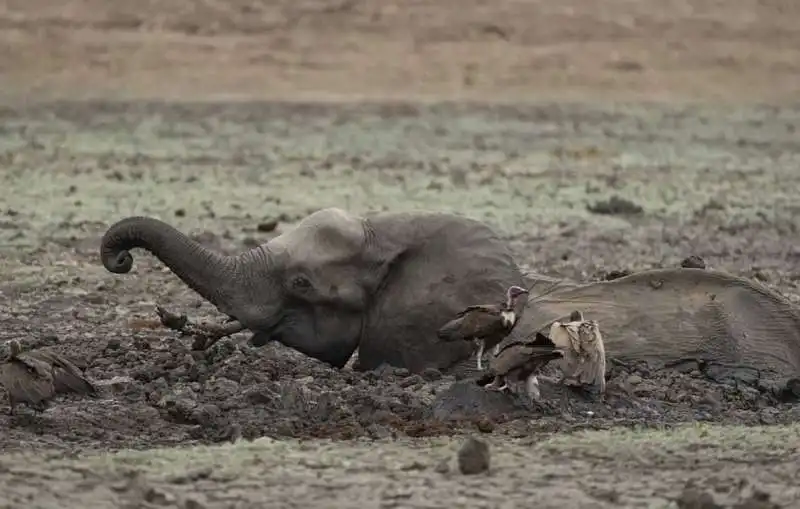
top-left (155, 305), bottom-right (246, 350)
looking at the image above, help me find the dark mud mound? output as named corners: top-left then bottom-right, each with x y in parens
top-left (434, 360), bottom-right (800, 432)
top-left (2, 330), bottom-right (799, 452)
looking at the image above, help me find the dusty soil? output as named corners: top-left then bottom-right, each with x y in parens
top-left (1, 424), bottom-right (799, 508)
top-left (0, 0), bottom-right (799, 103)
top-left (1, 100), bottom-right (799, 508)
top-left (1, 0), bottom-right (800, 507)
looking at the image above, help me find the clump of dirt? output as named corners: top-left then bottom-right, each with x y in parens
top-left (587, 195), bottom-right (645, 216)
top-left (3, 321), bottom-right (797, 452)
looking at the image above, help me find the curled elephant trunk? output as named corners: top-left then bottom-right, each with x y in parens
top-left (100, 216), bottom-right (238, 310)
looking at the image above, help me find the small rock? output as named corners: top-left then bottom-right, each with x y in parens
top-left (457, 437), bottom-right (490, 475)
top-left (587, 196), bottom-right (643, 216)
top-left (183, 496), bottom-right (207, 509)
top-left (680, 255), bottom-right (707, 269)
top-left (144, 486), bottom-right (176, 505)
top-left (245, 384), bottom-right (279, 404)
top-left (675, 482), bottom-right (723, 509)
top-left (627, 374), bottom-right (643, 385)
top-left (420, 368), bottom-right (443, 381)
top-left (191, 404), bottom-right (222, 427)
top-left (393, 368), bottom-right (411, 379)
top-left (257, 219), bottom-right (279, 232)
top-left (219, 423), bottom-right (243, 443)
top-left (95, 376), bottom-right (137, 395)
top-left (398, 374), bottom-right (424, 389)
top-left (603, 269), bottom-right (631, 281)
top-left (475, 418), bottom-right (495, 433)
top-left (758, 408), bottom-right (778, 425)
top-left (105, 338), bottom-right (122, 351)
top-left (166, 467), bottom-right (213, 485)
top-left (696, 394), bottom-right (721, 412)
top-left (157, 387), bottom-right (199, 424)
top-left (205, 377), bottom-right (240, 400)
top-left (434, 459), bottom-right (450, 474)
top-left (732, 489), bottom-right (780, 509)
top-left (367, 424), bottom-right (392, 440)
top-left (778, 377), bottom-right (800, 402)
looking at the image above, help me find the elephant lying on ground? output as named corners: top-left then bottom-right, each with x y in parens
top-left (100, 208), bottom-right (800, 380)
top-left (520, 269), bottom-right (800, 381)
top-left (101, 208), bottom-right (523, 372)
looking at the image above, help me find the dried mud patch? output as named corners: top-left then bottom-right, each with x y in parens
top-left (1, 424), bottom-right (798, 508)
top-left (1, 292), bottom-right (799, 452)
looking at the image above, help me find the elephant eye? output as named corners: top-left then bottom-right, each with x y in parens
top-left (291, 275), bottom-right (312, 291)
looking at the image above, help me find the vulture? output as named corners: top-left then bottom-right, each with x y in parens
top-left (475, 332), bottom-right (565, 402)
top-left (0, 339), bottom-right (97, 414)
top-left (549, 310), bottom-right (607, 394)
top-left (437, 285), bottom-right (530, 370)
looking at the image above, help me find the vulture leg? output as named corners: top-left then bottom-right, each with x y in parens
top-left (475, 340), bottom-right (485, 370)
top-left (485, 375), bottom-right (508, 392)
top-left (492, 344), bottom-right (501, 356)
top-left (524, 374), bottom-right (542, 403)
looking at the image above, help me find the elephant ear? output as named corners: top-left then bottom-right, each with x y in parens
top-left (519, 268), bottom-right (800, 382)
top-left (359, 213), bottom-right (525, 373)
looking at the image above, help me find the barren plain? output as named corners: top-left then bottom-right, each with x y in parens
top-left (1, 0), bottom-right (800, 507)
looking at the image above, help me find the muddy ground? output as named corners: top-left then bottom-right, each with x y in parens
top-left (1, 0), bottom-right (800, 507)
top-left (1, 100), bottom-right (799, 507)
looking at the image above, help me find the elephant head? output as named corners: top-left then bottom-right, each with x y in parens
top-left (100, 208), bottom-right (525, 372)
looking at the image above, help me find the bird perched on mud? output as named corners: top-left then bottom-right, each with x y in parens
top-left (475, 332), bottom-right (565, 403)
top-left (549, 310), bottom-right (607, 395)
top-left (0, 339), bottom-right (97, 415)
top-left (437, 285), bottom-right (530, 370)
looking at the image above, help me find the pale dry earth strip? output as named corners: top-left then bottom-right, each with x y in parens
top-left (1, 424), bottom-right (799, 509)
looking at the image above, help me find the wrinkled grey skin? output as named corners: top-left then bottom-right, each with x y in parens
top-left (100, 208), bottom-right (524, 373)
top-left (519, 269), bottom-right (800, 381)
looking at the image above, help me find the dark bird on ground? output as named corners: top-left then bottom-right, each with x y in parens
top-left (475, 332), bottom-right (564, 402)
top-left (0, 339), bottom-right (98, 414)
top-left (437, 285), bottom-right (530, 370)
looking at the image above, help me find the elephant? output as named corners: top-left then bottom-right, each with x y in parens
top-left (519, 269), bottom-right (800, 382)
top-left (100, 208), bottom-right (525, 373)
top-left (100, 207), bottom-right (800, 381)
